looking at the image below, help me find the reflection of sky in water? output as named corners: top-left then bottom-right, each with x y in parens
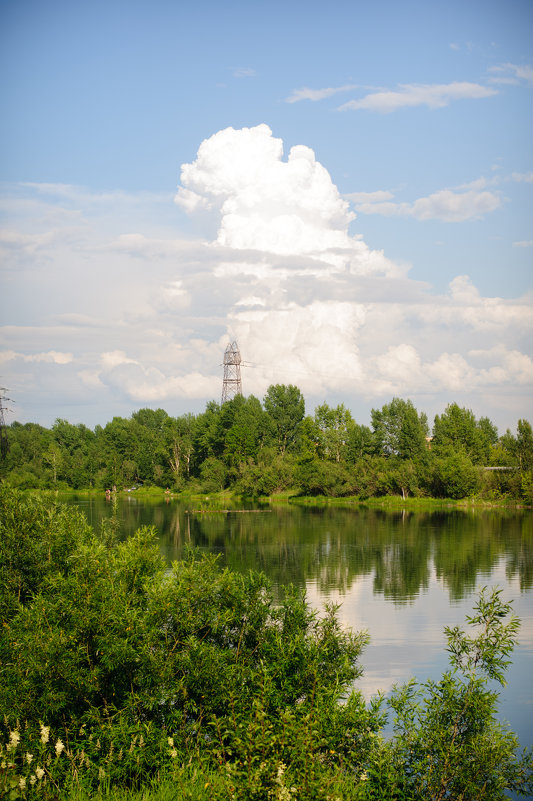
top-left (306, 561), bottom-right (533, 747)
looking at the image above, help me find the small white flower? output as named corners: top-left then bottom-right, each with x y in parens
top-left (170, 748), bottom-right (178, 759)
top-left (8, 730), bottom-right (20, 751)
top-left (40, 725), bottom-right (50, 745)
top-left (167, 736), bottom-right (174, 748)
top-left (30, 775), bottom-right (37, 786)
top-left (55, 739), bottom-right (65, 756)
top-left (35, 766), bottom-right (45, 780)
top-left (19, 777), bottom-right (26, 790)
top-left (26, 752), bottom-right (34, 764)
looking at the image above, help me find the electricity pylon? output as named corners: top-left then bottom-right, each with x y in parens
top-left (0, 388), bottom-right (10, 460)
top-left (221, 342), bottom-right (242, 404)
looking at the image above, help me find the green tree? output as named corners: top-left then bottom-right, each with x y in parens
top-left (129, 408), bottom-right (174, 486)
top-left (264, 384), bottom-right (305, 456)
top-left (1, 421), bottom-right (52, 488)
top-left (237, 447), bottom-right (296, 496)
top-left (389, 458), bottom-right (419, 499)
top-left (52, 418), bottom-right (96, 488)
top-left (516, 419), bottom-right (533, 472)
top-left (42, 442), bottom-right (63, 485)
top-left (222, 394), bottom-right (268, 468)
top-left (200, 455), bottom-right (227, 491)
top-left (432, 403), bottom-right (498, 464)
top-left (314, 402), bottom-right (354, 462)
top-left (192, 401), bottom-right (224, 471)
top-left (351, 456), bottom-right (393, 499)
top-left (345, 421), bottom-right (373, 463)
top-left (0, 489), bottom-right (93, 620)
top-left (97, 416), bottom-right (138, 487)
top-left (168, 413), bottom-right (195, 485)
top-left (371, 398), bottom-right (428, 461)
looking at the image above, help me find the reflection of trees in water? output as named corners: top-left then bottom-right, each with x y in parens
top-left (64, 496), bottom-right (533, 602)
top-left (432, 511), bottom-right (533, 599)
top-left (372, 540), bottom-right (430, 603)
top-left (169, 505), bottom-right (533, 603)
top-left (505, 545), bottom-right (533, 591)
top-left (504, 514), bottom-right (533, 591)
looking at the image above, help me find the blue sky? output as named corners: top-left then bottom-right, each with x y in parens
top-left (1, 0), bottom-right (532, 431)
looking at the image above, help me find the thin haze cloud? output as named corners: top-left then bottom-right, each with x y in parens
top-left (488, 63), bottom-right (533, 85)
top-left (338, 82), bottom-right (497, 112)
top-left (349, 186), bottom-right (502, 222)
top-left (286, 85), bottom-right (359, 103)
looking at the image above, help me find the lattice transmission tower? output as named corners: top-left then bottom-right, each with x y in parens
top-left (221, 342), bottom-right (242, 404)
top-left (0, 388), bottom-right (10, 461)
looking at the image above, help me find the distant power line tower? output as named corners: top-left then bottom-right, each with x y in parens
top-left (221, 342), bottom-right (242, 404)
top-left (0, 388), bottom-right (10, 461)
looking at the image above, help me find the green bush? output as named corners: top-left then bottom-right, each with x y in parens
top-left (433, 452), bottom-right (480, 499)
top-left (0, 489), bottom-right (378, 798)
top-left (0, 489), bottom-right (531, 800)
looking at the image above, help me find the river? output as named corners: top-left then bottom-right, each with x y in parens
top-left (66, 494), bottom-right (533, 752)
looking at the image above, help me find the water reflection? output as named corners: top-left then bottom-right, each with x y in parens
top-left (67, 495), bottom-right (533, 603)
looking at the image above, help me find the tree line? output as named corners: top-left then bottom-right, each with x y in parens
top-left (1, 385), bottom-right (532, 501)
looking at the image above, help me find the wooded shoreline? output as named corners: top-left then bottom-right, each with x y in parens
top-left (2, 388), bottom-right (532, 504)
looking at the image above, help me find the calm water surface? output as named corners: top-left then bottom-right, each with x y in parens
top-left (67, 495), bottom-right (533, 749)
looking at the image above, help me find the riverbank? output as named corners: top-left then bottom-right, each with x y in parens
top-left (47, 485), bottom-right (529, 511)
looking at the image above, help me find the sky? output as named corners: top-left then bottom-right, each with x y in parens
top-left (0, 0), bottom-right (532, 432)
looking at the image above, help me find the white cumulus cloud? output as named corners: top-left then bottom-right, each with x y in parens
top-left (175, 124), bottom-right (399, 275)
top-left (228, 300), bottom-right (366, 397)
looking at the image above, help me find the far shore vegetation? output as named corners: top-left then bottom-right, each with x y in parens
top-left (1, 489), bottom-right (532, 799)
top-left (2, 386), bottom-right (532, 505)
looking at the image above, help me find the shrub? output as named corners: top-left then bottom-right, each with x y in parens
top-left (0, 489), bottom-right (378, 798)
top-left (432, 452), bottom-right (480, 499)
top-left (0, 490), bottom-right (531, 799)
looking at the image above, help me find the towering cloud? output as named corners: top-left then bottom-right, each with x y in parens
top-left (169, 125), bottom-right (532, 412)
top-left (175, 124), bottom-right (397, 276)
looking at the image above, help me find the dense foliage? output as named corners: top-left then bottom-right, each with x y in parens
top-left (1, 388), bottom-right (532, 502)
top-left (0, 490), bottom-right (532, 799)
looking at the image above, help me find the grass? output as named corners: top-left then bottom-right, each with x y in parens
top-left (63, 770), bottom-right (223, 801)
top-left (280, 493), bottom-right (526, 510)
top-left (33, 485), bottom-right (528, 511)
